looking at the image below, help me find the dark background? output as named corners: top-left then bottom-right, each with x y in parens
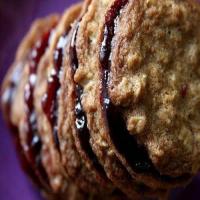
top-left (0, 0), bottom-right (200, 199)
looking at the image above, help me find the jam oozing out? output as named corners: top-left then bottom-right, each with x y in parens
top-left (42, 34), bottom-right (68, 148)
top-left (70, 23), bottom-right (105, 171)
top-left (24, 31), bottom-right (51, 186)
top-left (1, 63), bottom-right (44, 188)
top-left (99, 0), bottom-right (190, 181)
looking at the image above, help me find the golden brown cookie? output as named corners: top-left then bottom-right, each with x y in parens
top-left (70, 0), bottom-right (167, 198)
top-left (59, 0), bottom-right (115, 195)
top-left (1, 15), bottom-right (59, 195)
top-left (75, 0), bottom-right (200, 191)
top-left (34, 4), bottom-right (81, 193)
top-left (34, 2), bottom-right (111, 195)
top-left (18, 16), bottom-right (60, 193)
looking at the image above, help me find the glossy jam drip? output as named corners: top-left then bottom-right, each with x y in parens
top-left (24, 31), bottom-right (51, 186)
top-left (42, 34), bottom-right (68, 148)
top-left (70, 23), bottom-right (105, 171)
top-left (99, 0), bottom-right (190, 181)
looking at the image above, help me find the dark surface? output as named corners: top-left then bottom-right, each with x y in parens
top-left (0, 0), bottom-right (200, 200)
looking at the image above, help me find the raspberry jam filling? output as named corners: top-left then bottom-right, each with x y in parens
top-left (42, 33), bottom-right (68, 148)
top-left (24, 30), bottom-right (51, 187)
top-left (70, 23), bottom-right (106, 173)
top-left (99, 0), bottom-right (189, 182)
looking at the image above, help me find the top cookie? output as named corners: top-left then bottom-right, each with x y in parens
top-left (75, 0), bottom-right (200, 189)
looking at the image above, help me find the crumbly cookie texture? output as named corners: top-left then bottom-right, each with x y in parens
top-left (76, 0), bottom-right (167, 196)
top-left (60, 0), bottom-right (117, 195)
top-left (110, 0), bottom-right (200, 177)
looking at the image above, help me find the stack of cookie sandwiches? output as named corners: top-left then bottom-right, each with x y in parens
top-left (2, 0), bottom-right (200, 199)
